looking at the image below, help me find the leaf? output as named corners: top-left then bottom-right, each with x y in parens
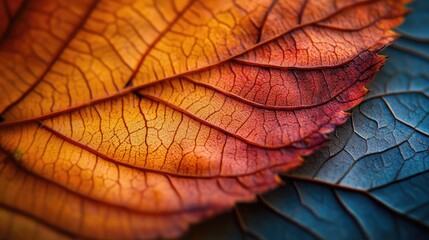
top-left (0, 0), bottom-right (24, 38)
top-left (183, 1), bottom-right (429, 239)
top-left (0, 0), bottom-right (408, 239)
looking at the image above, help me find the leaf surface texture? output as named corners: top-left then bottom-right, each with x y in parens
top-left (183, 1), bottom-right (429, 239)
top-left (0, 0), bottom-right (408, 238)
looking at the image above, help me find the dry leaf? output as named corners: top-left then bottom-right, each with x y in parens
top-left (0, 0), bottom-right (408, 239)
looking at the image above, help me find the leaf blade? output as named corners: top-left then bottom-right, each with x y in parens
top-left (0, 0), bottom-right (409, 238)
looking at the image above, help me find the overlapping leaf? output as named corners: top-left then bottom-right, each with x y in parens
top-left (0, 0), bottom-right (408, 238)
top-left (184, 1), bottom-right (429, 239)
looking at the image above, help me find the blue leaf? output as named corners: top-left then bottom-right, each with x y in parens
top-left (258, 179), bottom-right (428, 240)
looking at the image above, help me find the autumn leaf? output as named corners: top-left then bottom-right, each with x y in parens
top-left (184, 1), bottom-right (429, 239)
top-left (0, 0), bottom-right (408, 239)
top-left (0, 0), bottom-right (24, 38)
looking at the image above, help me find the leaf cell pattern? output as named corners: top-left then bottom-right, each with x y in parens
top-left (0, 0), bottom-right (408, 238)
top-left (183, 1), bottom-right (429, 239)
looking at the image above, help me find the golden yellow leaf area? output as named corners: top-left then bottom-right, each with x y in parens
top-left (0, 0), bottom-right (408, 238)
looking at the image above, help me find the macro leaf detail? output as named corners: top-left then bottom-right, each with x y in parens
top-left (182, 1), bottom-right (429, 239)
top-left (0, 0), bottom-right (409, 238)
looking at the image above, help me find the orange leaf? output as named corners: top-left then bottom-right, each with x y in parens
top-left (0, 0), bottom-right (408, 238)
